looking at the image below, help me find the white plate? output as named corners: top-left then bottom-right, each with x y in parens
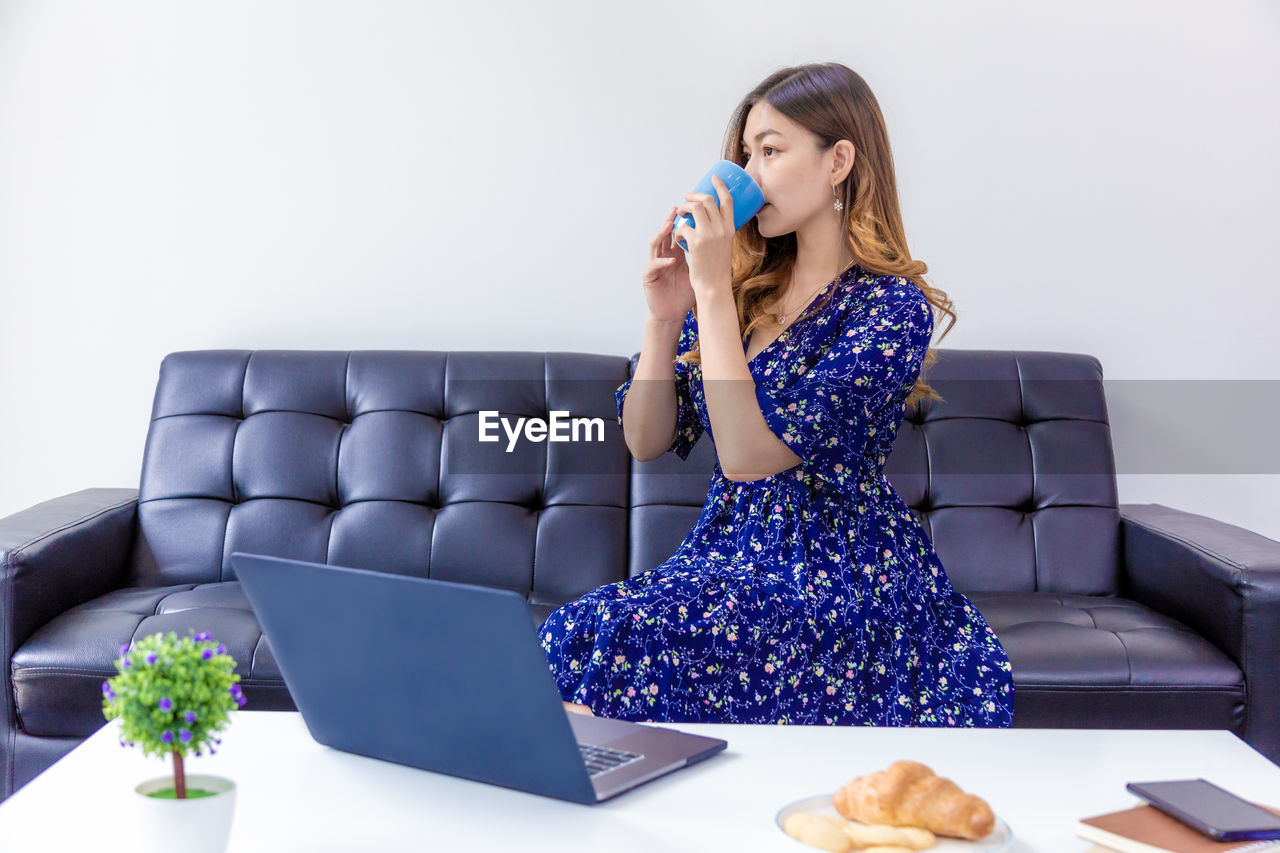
top-left (775, 794), bottom-right (1014, 852)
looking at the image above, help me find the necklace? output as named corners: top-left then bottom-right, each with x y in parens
top-left (771, 259), bottom-right (857, 325)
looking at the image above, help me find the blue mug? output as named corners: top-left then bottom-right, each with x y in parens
top-left (672, 159), bottom-right (766, 252)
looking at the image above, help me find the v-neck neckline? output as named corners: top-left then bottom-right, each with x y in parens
top-left (743, 264), bottom-right (860, 369)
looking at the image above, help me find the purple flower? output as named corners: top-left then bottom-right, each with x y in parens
top-left (216, 643), bottom-right (226, 655)
top-left (229, 684), bottom-right (242, 697)
top-left (161, 730), bottom-right (174, 743)
top-left (122, 659), bottom-right (131, 668)
top-left (179, 728), bottom-right (193, 743)
top-left (101, 680), bottom-right (111, 695)
top-left (184, 710), bottom-right (197, 724)
top-left (158, 697), bottom-right (172, 711)
top-left (195, 631), bottom-right (211, 642)
top-left (145, 652), bottom-right (158, 665)
top-left (119, 644), bottom-right (130, 657)
top-left (202, 648), bottom-right (213, 659)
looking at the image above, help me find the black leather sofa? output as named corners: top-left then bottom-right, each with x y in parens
top-left (2, 348), bottom-right (1277, 804)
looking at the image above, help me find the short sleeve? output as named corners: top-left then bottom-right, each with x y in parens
top-left (615, 309), bottom-right (704, 460)
top-left (754, 279), bottom-right (933, 470)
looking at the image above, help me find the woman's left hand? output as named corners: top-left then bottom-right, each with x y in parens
top-left (672, 174), bottom-right (735, 301)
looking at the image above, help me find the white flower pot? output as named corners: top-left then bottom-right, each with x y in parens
top-left (129, 773), bottom-right (237, 853)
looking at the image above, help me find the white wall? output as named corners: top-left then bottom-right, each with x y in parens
top-left (1, 0), bottom-right (1277, 540)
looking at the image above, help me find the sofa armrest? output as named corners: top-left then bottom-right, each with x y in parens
top-left (1120, 502), bottom-right (1280, 762)
top-left (0, 488), bottom-right (139, 657)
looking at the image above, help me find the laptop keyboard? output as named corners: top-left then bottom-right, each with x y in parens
top-left (579, 743), bottom-right (644, 777)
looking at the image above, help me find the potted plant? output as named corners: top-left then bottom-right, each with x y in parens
top-left (102, 629), bottom-right (248, 853)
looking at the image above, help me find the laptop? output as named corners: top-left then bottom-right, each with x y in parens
top-left (228, 551), bottom-right (728, 804)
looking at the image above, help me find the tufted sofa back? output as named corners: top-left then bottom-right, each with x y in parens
top-left (124, 350), bottom-right (633, 617)
top-left (626, 348), bottom-right (1121, 597)
top-left (895, 349), bottom-right (1122, 595)
top-left (125, 348), bottom-right (1122, 610)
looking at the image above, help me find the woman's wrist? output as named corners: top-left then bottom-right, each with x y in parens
top-left (692, 280), bottom-right (734, 312)
top-left (646, 315), bottom-right (684, 337)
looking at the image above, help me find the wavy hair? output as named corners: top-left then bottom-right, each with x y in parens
top-left (676, 62), bottom-right (954, 409)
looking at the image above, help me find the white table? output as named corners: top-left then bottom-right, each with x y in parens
top-left (2, 711), bottom-right (1278, 852)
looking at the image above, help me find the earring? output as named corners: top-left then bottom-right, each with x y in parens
top-left (832, 184), bottom-right (843, 213)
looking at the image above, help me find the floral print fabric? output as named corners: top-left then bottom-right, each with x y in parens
top-left (539, 265), bottom-right (1015, 726)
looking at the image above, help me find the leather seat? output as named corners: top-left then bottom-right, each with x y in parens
top-left (11, 580), bottom-right (563, 739)
top-left (971, 591), bottom-right (1244, 730)
top-left (12, 583), bottom-right (293, 739)
top-left (11, 584), bottom-right (1244, 741)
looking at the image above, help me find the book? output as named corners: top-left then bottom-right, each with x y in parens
top-left (1076, 801), bottom-right (1280, 853)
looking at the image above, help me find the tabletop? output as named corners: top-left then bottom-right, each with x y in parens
top-left (2, 711), bottom-right (1278, 852)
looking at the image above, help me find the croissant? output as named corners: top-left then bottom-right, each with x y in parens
top-left (833, 760), bottom-right (994, 840)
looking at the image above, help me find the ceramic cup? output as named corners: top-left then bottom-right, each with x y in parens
top-left (672, 159), bottom-right (766, 252)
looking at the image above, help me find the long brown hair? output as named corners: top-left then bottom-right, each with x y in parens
top-left (677, 62), bottom-right (954, 408)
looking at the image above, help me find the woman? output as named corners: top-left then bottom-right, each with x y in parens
top-left (544, 62), bottom-right (1015, 726)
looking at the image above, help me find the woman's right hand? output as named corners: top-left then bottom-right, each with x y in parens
top-left (642, 206), bottom-right (696, 324)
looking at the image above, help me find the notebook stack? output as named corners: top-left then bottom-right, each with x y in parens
top-left (1076, 802), bottom-right (1280, 853)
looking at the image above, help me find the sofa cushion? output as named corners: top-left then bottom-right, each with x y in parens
top-left (971, 591), bottom-right (1246, 731)
top-left (10, 582), bottom-right (562, 738)
top-left (12, 583), bottom-right (289, 737)
top-left (14, 580), bottom-right (1244, 739)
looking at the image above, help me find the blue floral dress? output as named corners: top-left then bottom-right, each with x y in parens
top-left (539, 265), bottom-right (1015, 726)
